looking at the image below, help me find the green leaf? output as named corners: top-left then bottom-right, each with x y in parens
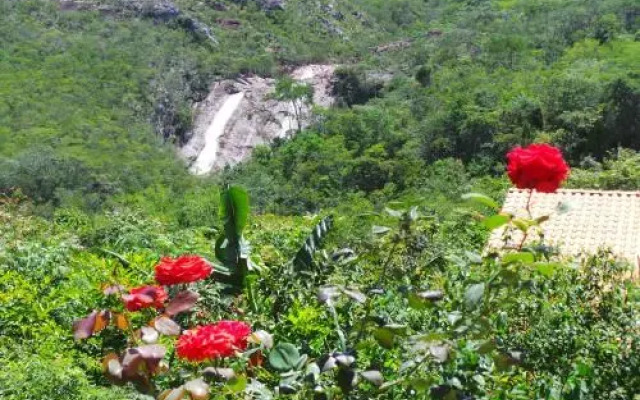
top-left (268, 343), bottom-right (301, 371)
top-left (220, 186), bottom-right (249, 236)
top-left (535, 215), bottom-right (550, 224)
top-left (482, 214), bottom-right (511, 229)
top-left (293, 216), bottom-right (334, 271)
top-left (408, 292), bottom-right (426, 310)
top-left (461, 193), bottom-right (500, 210)
top-left (216, 186), bottom-right (251, 287)
top-left (411, 378), bottom-right (431, 393)
top-left (226, 375), bottom-right (248, 393)
top-left (502, 252), bottom-right (535, 265)
top-left (373, 327), bottom-right (395, 349)
top-left (535, 262), bottom-right (560, 277)
top-left (477, 340), bottom-right (496, 354)
top-left (372, 225), bottom-right (391, 235)
top-left (465, 283), bottom-right (485, 308)
top-left (465, 251), bottom-right (483, 264)
top-left (512, 218), bottom-right (533, 232)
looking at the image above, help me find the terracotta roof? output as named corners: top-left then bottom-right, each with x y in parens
top-left (488, 189), bottom-right (640, 274)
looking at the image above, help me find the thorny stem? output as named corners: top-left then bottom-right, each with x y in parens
top-left (517, 189), bottom-right (534, 251)
top-left (355, 237), bottom-right (401, 344)
top-left (327, 300), bottom-right (347, 352)
top-left (377, 238), bottom-right (400, 289)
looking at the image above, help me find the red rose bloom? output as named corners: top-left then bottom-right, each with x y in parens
top-left (215, 320), bottom-right (252, 350)
top-left (122, 285), bottom-right (167, 312)
top-left (506, 144), bottom-right (569, 193)
top-left (154, 255), bottom-right (212, 285)
top-left (176, 321), bottom-right (251, 362)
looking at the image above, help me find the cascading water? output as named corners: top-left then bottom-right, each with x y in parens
top-left (190, 91), bottom-right (245, 175)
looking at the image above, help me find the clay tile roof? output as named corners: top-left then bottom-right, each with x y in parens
top-left (488, 189), bottom-right (640, 272)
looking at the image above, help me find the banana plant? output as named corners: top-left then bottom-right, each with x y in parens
top-left (215, 185), bottom-right (251, 288)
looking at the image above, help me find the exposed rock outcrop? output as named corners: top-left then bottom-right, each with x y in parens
top-left (229, 0), bottom-right (286, 11)
top-left (58, 0), bottom-right (217, 44)
top-left (181, 65), bottom-right (335, 174)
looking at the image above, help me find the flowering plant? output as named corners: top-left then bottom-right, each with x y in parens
top-left (155, 255), bottom-right (212, 285)
top-left (506, 143), bottom-right (569, 193)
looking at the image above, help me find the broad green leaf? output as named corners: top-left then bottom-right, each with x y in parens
top-left (465, 283), bottom-right (485, 308)
top-left (372, 225), bottom-right (391, 235)
top-left (461, 193), bottom-right (500, 210)
top-left (268, 343), bottom-right (301, 371)
top-left (226, 375), bottom-right (248, 393)
top-left (482, 214), bottom-right (511, 229)
top-left (293, 215), bottom-right (334, 271)
top-left (216, 186), bottom-right (251, 287)
top-left (512, 218), bottom-right (533, 232)
top-left (535, 262), bottom-right (560, 277)
top-left (220, 186), bottom-right (249, 235)
top-left (373, 327), bottom-right (395, 349)
top-left (502, 252), bottom-right (535, 265)
top-left (465, 251), bottom-right (483, 264)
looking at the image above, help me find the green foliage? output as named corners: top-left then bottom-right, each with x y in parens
top-left (3, 0), bottom-right (640, 397)
top-left (293, 215), bottom-right (334, 271)
top-left (216, 186), bottom-right (251, 286)
top-left (331, 68), bottom-right (383, 107)
top-left (568, 149), bottom-right (640, 190)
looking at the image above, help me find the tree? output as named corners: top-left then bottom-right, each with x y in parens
top-left (272, 77), bottom-right (314, 133)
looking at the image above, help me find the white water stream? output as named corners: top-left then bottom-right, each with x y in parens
top-left (190, 91), bottom-right (245, 175)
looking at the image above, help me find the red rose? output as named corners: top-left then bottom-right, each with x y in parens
top-left (122, 285), bottom-right (167, 312)
top-left (154, 255), bottom-right (212, 285)
top-left (506, 144), bottom-right (569, 193)
top-left (176, 321), bottom-right (251, 362)
top-left (215, 320), bottom-right (252, 350)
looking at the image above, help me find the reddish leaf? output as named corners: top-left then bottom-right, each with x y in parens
top-left (102, 284), bottom-right (124, 296)
top-left (113, 313), bottom-right (129, 330)
top-left (185, 378), bottom-right (210, 400)
top-left (93, 310), bottom-right (111, 333)
top-left (165, 290), bottom-right (199, 316)
top-left (141, 326), bottom-right (159, 344)
top-left (154, 316), bottom-right (181, 336)
top-left (102, 353), bottom-right (124, 384)
top-left (248, 350), bottom-right (264, 368)
top-left (73, 310), bottom-right (97, 340)
top-left (121, 349), bottom-right (144, 380)
top-left (137, 344), bottom-right (166, 374)
top-left (158, 387), bottom-right (186, 400)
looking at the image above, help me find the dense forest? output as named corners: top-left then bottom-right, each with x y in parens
top-left (1, 0), bottom-right (640, 399)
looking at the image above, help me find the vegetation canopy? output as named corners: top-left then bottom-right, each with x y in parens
top-left (1, 0), bottom-right (640, 399)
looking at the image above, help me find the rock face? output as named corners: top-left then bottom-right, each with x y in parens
top-left (58, 0), bottom-right (217, 43)
top-left (181, 65), bottom-right (335, 174)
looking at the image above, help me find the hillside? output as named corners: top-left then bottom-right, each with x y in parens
top-left (1, 0), bottom-right (640, 399)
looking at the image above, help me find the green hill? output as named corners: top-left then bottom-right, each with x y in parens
top-left (1, 0), bottom-right (640, 399)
